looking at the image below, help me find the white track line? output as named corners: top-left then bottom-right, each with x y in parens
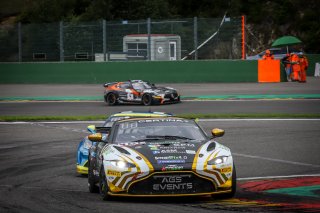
top-left (1, 119), bottom-right (320, 124)
top-left (234, 153), bottom-right (320, 168)
top-left (238, 173), bottom-right (320, 180)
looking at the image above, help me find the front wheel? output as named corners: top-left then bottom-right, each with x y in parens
top-left (99, 167), bottom-right (111, 200)
top-left (88, 159), bottom-right (99, 193)
top-left (105, 93), bottom-right (117, 106)
top-left (142, 94), bottom-right (153, 106)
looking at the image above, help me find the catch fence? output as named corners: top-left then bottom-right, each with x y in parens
top-left (0, 16), bottom-right (244, 62)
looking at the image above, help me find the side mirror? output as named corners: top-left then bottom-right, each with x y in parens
top-left (88, 133), bottom-right (103, 142)
top-left (88, 133), bottom-right (109, 143)
top-left (87, 125), bottom-right (96, 134)
top-left (211, 128), bottom-right (225, 138)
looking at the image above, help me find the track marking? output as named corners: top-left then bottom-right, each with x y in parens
top-left (0, 184), bottom-right (85, 193)
top-left (238, 173), bottom-right (320, 181)
top-left (1, 118), bottom-right (320, 125)
top-left (234, 153), bottom-right (320, 168)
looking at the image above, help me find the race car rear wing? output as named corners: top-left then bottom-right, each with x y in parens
top-left (103, 82), bottom-right (118, 87)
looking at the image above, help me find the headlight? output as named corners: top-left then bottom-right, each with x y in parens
top-left (83, 140), bottom-right (92, 149)
top-left (110, 160), bottom-right (135, 169)
top-left (207, 156), bottom-right (229, 165)
top-left (153, 94), bottom-right (164, 99)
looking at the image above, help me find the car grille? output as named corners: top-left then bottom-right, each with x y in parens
top-left (128, 172), bottom-right (215, 195)
top-left (165, 92), bottom-right (178, 99)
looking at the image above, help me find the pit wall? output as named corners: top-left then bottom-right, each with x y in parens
top-left (0, 55), bottom-right (318, 84)
top-left (0, 60), bottom-right (257, 83)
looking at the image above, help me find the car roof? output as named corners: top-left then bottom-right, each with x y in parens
top-left (114, 117), bottom-right (188, 123)
top-left (111, 111), bottom-right (173, 118)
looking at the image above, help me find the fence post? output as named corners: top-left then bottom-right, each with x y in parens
top-left (17, 22), bottom-right (22, 62)
top-left (241, 15), bottom-right (246, 59)
top-left (147, 18), bottom-right (151, 61)
top-left (103, 20), bottom-right (107, 61)
top-left (193, 17), bottom-right (198, 60)
top-left (59, 21), bottom-right (64, 62)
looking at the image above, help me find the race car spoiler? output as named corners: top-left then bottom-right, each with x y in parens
top-left (103, 82), bottom-right (118, 87)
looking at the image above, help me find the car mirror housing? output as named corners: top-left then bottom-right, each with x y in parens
top-left (88, 133), bottom-right (103, 142)
top-left (211, 128), bottom-right (225, 138)
top-left (87, 125), bottom-right (96, 134)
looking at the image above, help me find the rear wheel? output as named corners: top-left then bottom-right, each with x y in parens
top-left (142, 94), bottom-right (153, 106)
top-left (105, 93), bottom-right (117, 106)
top-left (88, 159), bottom-right (99, 193)
top-left (99, 167), bottom-right (111, 200)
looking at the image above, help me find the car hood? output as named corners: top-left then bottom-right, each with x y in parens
top-left (118, 140), bottom-right (213, 171)
top-left (143, 87), bottom-right (177, 94)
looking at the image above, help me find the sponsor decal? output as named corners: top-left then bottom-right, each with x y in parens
top-left (138, 119), bottom-right (189, 123)
top-left (155, 156), bottom-right (187, 160)
top-left (157, 160), bottom-right (185, 164)
top-left (148, 144), bottom-right (160, 148)
top-left (220, 167), bottom-right (232, 173)
top-left (160, 149), bottom-right (186, 154)
top-left (153, 175), bottom-right (193, 191)
top-left (107, 170), bottom-right (121, 177)
top-left (161, 165), bottom-right (184, 171)
top-left (119, 142), bottom-right (146, 146)
top-left (186, 150), bottom-right (196, 154)
top-left (152, 150), bottom-right (161, 154)
top-left (173, 143), bottom-right (195, 147)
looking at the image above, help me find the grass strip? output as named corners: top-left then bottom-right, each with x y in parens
top-left (1, 114), bottom-right (320, 122)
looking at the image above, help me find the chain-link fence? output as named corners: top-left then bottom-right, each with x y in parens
top-left (0, 17), bottom-right (243, 62)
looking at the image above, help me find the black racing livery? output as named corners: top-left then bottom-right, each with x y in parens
top-left (87, 117), bottom-right (236, 200)
top-left (103, 80), bottom-right (180, 106)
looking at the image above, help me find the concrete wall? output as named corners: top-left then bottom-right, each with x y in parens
top-left (0, 60), bottom-right (257, 84)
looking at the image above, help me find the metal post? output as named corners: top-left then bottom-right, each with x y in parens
top-left (103, 20), bottom-right (107, 61)
top-left (193, 17), bottom-right (198, 60)
top-left (18, 22), bottom-right (22, 62)
top-left (59, 21), bottom-right (64, 62)
top-left (147, 18), bottom-right (151, 61)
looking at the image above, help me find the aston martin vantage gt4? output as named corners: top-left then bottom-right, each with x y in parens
top-left (87, 117), bottom-right (236, 199)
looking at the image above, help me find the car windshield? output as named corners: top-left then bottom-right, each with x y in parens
top-left (132, 82), bottom-right (152, 90)
top-left (103, 116), bottom-right (131, 127)
top-left (113, 118), bottom-right (207, 143)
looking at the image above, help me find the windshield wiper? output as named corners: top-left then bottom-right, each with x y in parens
top-left (132, 135), bottom-right (194, 142)
top-left (147, 135), bottom-right (194, 140)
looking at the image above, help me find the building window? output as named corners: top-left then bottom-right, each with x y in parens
top-left (127, 43), bottom-right (147, 57)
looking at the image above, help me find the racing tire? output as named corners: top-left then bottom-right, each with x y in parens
top-left (88, 160), bottom-right (99, 193)
top-left (212, 164), bottom-right (237, 199)
top-left (142, 94), bottom-right (153, 106)
top-left (99, 167), bottom-right (111, 200)
top-left (105, 93), bottom-right (117, 106)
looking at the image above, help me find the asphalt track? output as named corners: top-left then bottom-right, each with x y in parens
top-left (0, 77), bottom-right (320, 116)
top-left (0, 77), bottom-right (320, 212)
top-left (0, 120), bottom-right (319, 213)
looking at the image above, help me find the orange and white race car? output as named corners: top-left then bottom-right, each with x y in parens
top-left (103, 80), bottom-right (180, 106)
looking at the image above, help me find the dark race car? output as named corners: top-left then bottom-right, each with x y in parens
top-left (103, 80), bottom-right (180, 106)
top-left (87, 117), bottom-right (236, 200)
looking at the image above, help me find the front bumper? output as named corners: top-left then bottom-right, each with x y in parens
top-left (76, 162), bottom-right (88, 175)
top-left (153, 94), bottom-right (180, 104)
top-left (106, 171), bottom-right (231, 197)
